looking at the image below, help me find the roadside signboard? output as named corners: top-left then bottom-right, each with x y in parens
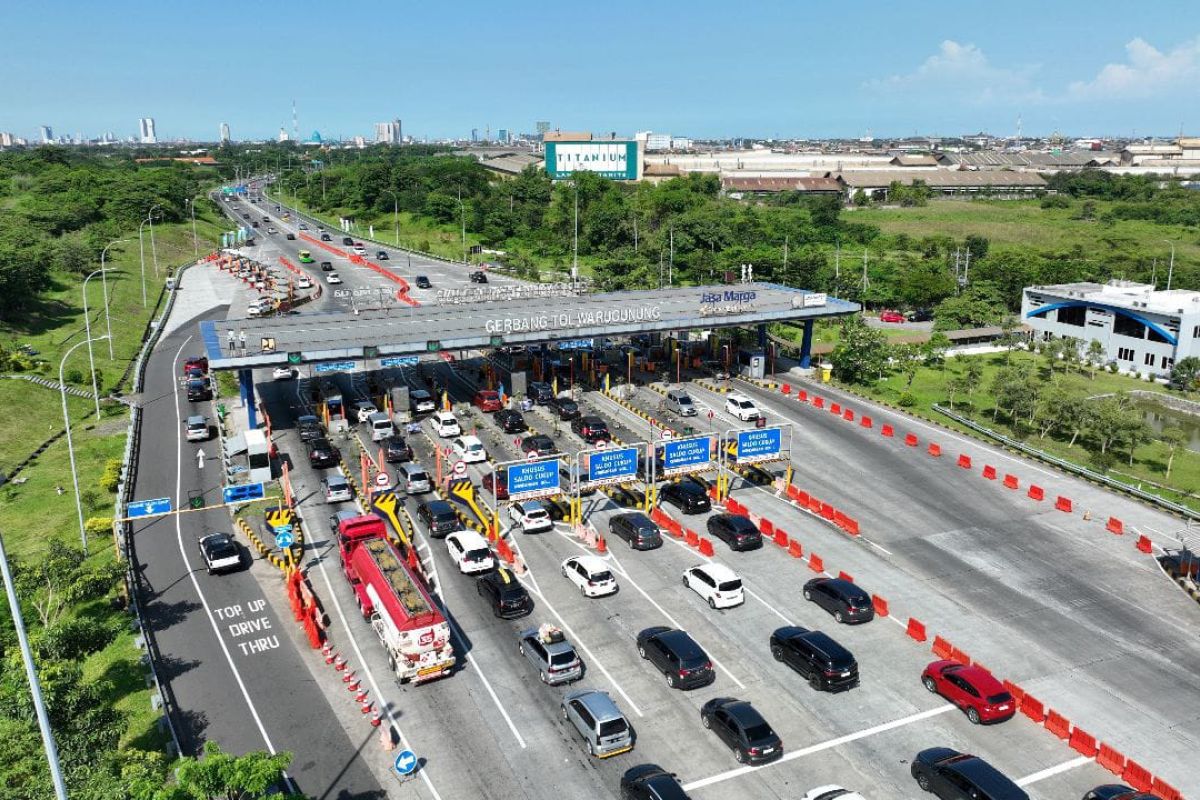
top-left (507, 459), bottom-right (561, 500)
top-left (222, 482), bottom-right (265, 505)
top-left (314, 361), bottom-right (357, 375)
top-left (735, 426), bottom-right (783, 464)
top-left (274, 529), bottom-right (295, 549)
top-left (452, 461), bottom-right (467, 477)
top-left (661, 435), bottom-right (713, 476)
top-left (127, 497), bottom-right (172, 518)
top-left (381, 355), bottom-right (419, 368)
top-left (581, 446), bottom-right (639, 489)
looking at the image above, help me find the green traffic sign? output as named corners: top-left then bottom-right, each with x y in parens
top-left (426, 340), bottom-right (442, 352)
top-left (364, 345), bottom-right (379, 358)
top-left (287, 352), bottom-right (303, 365)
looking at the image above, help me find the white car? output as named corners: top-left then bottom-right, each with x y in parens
top-left (725, 394), bottom-right (761, 421)
top-left (353, 245), bottom-right (367, 256)
top-left (431, 411), bottom-right (461, 438)
top-left (297, 276), bottom-right (312, 289)
top-left (445, 530), bottom-right (495, 575)
top-left (197, 533), bottom-right (241, 574)
top-left (351, 400), bottom-right (378, 424)
top-left (272, 367), bottom-right (295, 380)
top-left (509, 500), bottom-right (552, 533)
top-left (326, 272), bottom-right (342, 284)
top-left (682, 563), bottom-right (744, 609)
top-left (321, 472), bottom-right (353, 503)
top-left (800, 787), bottom-right (867, 800)
top-left (561, 555), bottom-right (618, 598)
top-left (451, 435), bottom-right (486, 463)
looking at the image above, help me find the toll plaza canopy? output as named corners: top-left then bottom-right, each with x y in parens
top-left (199, 282), bottom-right (858, 370)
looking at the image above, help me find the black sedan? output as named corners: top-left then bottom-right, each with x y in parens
top-left (521, 434), bottom-right (557, 456)
top-left (803, 577), bottom-right (875, 624)
top-left (382, 436), bottom-right (413, 463)
top-left (706, 513), bottom-right (763, 551)
top-left (320, 233), bottom-right (332, 241)
top-left (549, 396), bottom-right (580, 420)
top-left (415, 275), bottom-right (432, 289)
top-left (1082, 786), bottom-right (1160, 800)
top-left (659, 481), bottom-right (711, 515)
top-left (285, 233), bottom-right (296, 240)
top-left (495, 409), bottom-right (528, 433)
top-left (320, 261), bottom-right (334, 271)
top-left (376, 250), bottom-right (388, 260)
top-left (700, 697), bottom-right (783, 765)
top-left (307, 438), bottom-right (340, 469)
top-left (620, 764), bottom-right (691, 800)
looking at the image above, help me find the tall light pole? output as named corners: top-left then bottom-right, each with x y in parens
top-left (457, 189), bottom-right (467, 264)
top-left (382, 189), bottom-right (400, 247)
top-left (82, 267), bottom-right (112, 416)
top-left (147, 203), bottom-right (162, 277)
top-left (137, 215), bottom-right (152, 307)
top-left (572, 181), bottom-right (579, 289)
top-left (186, 197), bottom-right (198, 255)
top-left (99, 238), bottom-right (125, 360)
top-left (61, 335), bottom-right (107, 554)
top-left (1163, 239), bottom-right (1177, 290)
top-left (0, 531), bottom-right (69, 800)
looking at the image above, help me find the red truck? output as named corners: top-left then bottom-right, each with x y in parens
top-left (336, 514), bottom-right (455, 683)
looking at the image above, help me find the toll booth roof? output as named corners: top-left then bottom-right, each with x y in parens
top-left (199, 282), bottom-right (857, 370)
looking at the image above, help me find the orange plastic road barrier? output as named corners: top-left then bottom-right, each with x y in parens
top-left (861, 416), bottom-right (873, 428)
top-left (698, 538), bottom-right (714, 557)
top-left (928, 443), bottom-right (942, 457)
top-left (1020, 694), bottom-right (1046, 723)
top-left (1069, 727), bottom-right (1098, 757)
top-left (773, 530), bottom-right (788, 548)
top-left (842, 517), bottom-right (861, 536)
top-left (1002, 680), bottom-right (1024, 703)
top-left (819, 503), bottom-right (836, 521)
top-left (1106, 517), bottom-right (1125, 535)
top-left (837, 570), bottom-right (854, 583)
top-left (725, 499), bottom-right (744, 515)
top-left (760, 518), bottom-right (775, 536)
top-left (843, 408), bottom-right (855, 421)
top-left (881, 424), bottom-right (895, 437)
top-left (798, 389), bottom-right (808, 401)
top-left (1135, 534), bottom-right (1153, 554)
top-left (1097, 743), bottom-right (1125, 776)
top-left (982, 465), bottom-right (997, 480)
top-left (871, 595), bottom-right (889, 616)
top-left (1055, 495), bottom-right (1073, 512)
top-left (1152, 778), bottom-right (1183, 800)
top-left (1045, 710), bottom-right (1071, 740)
top-left (807, 496), bottom-right (822, 513)
top-left (1122, 761), bottom-right (1153, 793)
top-left (794, 488), bottom-right (811, 507)
top-left (949, 647), bottom-right (970, 665)
top-left (813, 396), bottom-right (825, 409)
top-left (685, 529), bottom-right (699, 547)
top-left (788, 540), bottom-right (804, 559)
top-left (904, 433), bottom-right (918, 447)
top-left (808, 553), bottom-right (824, 572)
top-left (957, 454), bottom-right (972, 469)
top-left (781, 383), bottom-right (791, 395)
top-left (906, 618), bottom-right (927, 642)
top-left (831, 403), bottom-right (842, 415)
top-left (1028, 484), bottom-right (1045, 501)
top-left (931, 636), bottom-right (952, 659)
top-left (497, 539), bottom-right (514, 563)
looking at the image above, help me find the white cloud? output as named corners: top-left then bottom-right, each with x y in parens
top-left (866, 40), bottom-right (1044, 105)
top-left (1067, 36), bottom-right (1200, 100)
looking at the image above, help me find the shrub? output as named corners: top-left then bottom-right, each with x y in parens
top-left (84, 516), bottom-right (113, 536)
top-left (66, 369), bottom-right (84, 383)
top-left (1040, 194), bottom-right (1071, 209)
top-left (898, 392), bottom-right (918, 408)
top-left (38, 617), bottom-right (122, 661)
top-left (99, 459), bottom-right (122, 492)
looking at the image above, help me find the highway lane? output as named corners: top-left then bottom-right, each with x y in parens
top-left (129, 300), bottom-right (384, 796)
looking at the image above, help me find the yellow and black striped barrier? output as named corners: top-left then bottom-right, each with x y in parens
top-left (371, 491), bottom-right (410, 550)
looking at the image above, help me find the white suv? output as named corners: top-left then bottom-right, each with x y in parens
top-left (431, 411), bottom-right (461, 438)
top-left (509, 500), bottom-right (552, 533)
top-left (682, 563), bottom-right (744, 609)
top-left (445, 530), bottom-right (495, 575)
top-left (452, 435), bottom-right (487, 463)
top-left (725, 394), bottom-right (761, 421)
top-left (561, 555), bottom-right (618, 598)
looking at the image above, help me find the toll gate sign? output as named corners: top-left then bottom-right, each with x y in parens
top-left (507, 459), bottom-right (561, 500)
top-left (662, 435), bottom-right (713, 476)
top-left (735, 427), bottom-right (782, 464)
top-left (582, 446), bottom-right (638, 488)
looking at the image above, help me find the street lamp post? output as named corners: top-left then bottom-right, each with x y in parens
top-left (98, 238), bottom-right (125, 359)
top-left (82, 267), bottom-right (113, 417)
top-left (147, 203), bottom-right (162, 277)
top-left (61, 336), bottom-right (107, 554)
top-left (1163, 239), bottom-right (1177, 290)
top-left (186, 198), bottom-right (198, 255)
top-left (457, 189), bottom-right (467, 264)
top-left (137, 215), bottom-right (152, 307)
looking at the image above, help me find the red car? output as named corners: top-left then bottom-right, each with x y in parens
top-left (482, 470), bottom-right (508, 500)
top-left (921, 660), bottom-right (1015, 724)
top-left (879, 310), bottom-right (906, 323)
top-left (183, 355), bottom-right (209, 375)
top-left (473, 390), bottom-right (502, 412)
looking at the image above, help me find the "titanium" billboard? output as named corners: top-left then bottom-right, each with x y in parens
top-left (545, 141), bottom-right (638, 180)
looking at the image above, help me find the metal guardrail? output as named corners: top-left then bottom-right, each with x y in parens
top-left (931, 403), bottom-right (1200, 521)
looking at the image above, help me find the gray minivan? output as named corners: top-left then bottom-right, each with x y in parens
top-left (665, 389), bottom-right (697, 417)
top-left (608, 512), bottom-right (663, 550)
top-left (560, 689), bottom-right (633, 758)
top-left (398, 463), bottom-right (432, 494)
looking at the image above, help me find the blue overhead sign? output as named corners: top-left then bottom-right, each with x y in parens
top-left (222, 482), bottom-right (265, 505)
top-left (507, 459), bottom-right (561, 500)
top-left (127, 497), bottom-right (172, 519)
top-left (380, 356), bottom-right (419, 368)
top-left (736, 427), bottom-right (782, 464)
top-left (662, 436), bottom-right (713, 475)
top-left (555, 339), bottom-right (594, 351)
top-left (584, 446), bottom-right (638, 487)
top-left (314, 361), bottom-right (357, 375)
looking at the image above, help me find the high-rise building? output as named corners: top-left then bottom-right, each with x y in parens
top-left (373, 119), bottom-right (402, 144)
top-left (497, 129), bottom-right (509, 144)
top-left (138, 117), bottom-right (157, 144)
top-left (471, 128), bottom-right (479, 143)
top-left (278, 127), bottom-right (290, 142)
top-left (39, 125), bottom-right (53, 143)
top-left (220, 122), bottom-right (231, 143)
top-left (0, 132), bottom-right (14, 147)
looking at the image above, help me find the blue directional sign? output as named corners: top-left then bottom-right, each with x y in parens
top-left (394, 749), bottom-right (417, 776)
top-left (127, 497), bottom-right (172, 519)
top-left (736, 427), bottom-right (782, 464)
top-left (222, 482), bottom-right (265, 505)
top-left (380, 355), bottom-right (419, 368)
top-left (274, 529), bottom-right (295, 549)
top-left (507, 459), bottom-right (561, 500)
top-left (662, 436), bottom-right (713, 475)
top-left (556, 339), bottom-right (593, 351)
top-left (585, 446), bottom-right (639, 487)
top-left (314, 361), bottom-right (357, 375)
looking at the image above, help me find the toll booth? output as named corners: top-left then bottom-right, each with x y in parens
top-left (324, 393), bottom-right (349, 433)
top-left (389, 386), bottom-right (410, 424)
top-left (244, 429), bottom-right (273, 484)
top-left (738, 349), bottom-right (766, 380)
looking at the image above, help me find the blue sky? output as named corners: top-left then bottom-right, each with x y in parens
top-left (2, 0), bottom-right (1197, 141)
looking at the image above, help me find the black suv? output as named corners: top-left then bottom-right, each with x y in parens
top-left (706, 514), bottom-right (763, 551)
top-left (306, 438), bottom-right (339, 468)
top-left (636, 626), bottom-right (715, 689)
top-left (700, 697), bottom-right (783, 765)
top-left (382, 436), bottom-right (413, 463)
top-left (521, 434), bottom-right (557, 456)
top-left (186, 377), bottom-right (211, 402)
top-left (470, 270), bottom-right (488, 283)
top-left (769, 626), bottom-right (859, 692)
top-left (527, 381), bottom-right (554, 405)
top-left (911, 748), bottom-right (1028, 800)
top-left (416, 499), bottom-right (461, 539)
top-left (549, 396), bottom-right (580, 420)
top-left (571, 415), bottom-right (609, 443)
top-left (477, 568), bottom-right (533, 618)
top-left (608, 513), bottom-right (663, 551)
top-left (415, 275), bottom-right (432, 289)
top-left (803, 577), bottom-right (875, 624)
top-left (320, 233), bottom-right (332, 242)
top-left (620, 765), bottom-right (690, 800)
top-left (342, 236), bottom-right (354, 246)
top-left (320, 261), bottom-right (334, 271)
top-left (297, 414), bottom-right (324, 442)
top-left (495, 409), bottom-right (527, 433)
top-left (659, 482), bottom-right (711, 515)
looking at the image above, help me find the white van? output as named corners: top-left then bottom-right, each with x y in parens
top-left (368, 411), bottom-right (394, 442)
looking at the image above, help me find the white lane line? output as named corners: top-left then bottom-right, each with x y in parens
top-left (443, 617), bottom-right (528, 749)
top-left (606, 549), bottom-right (746, 690)
top-left (1015, 755), bottom-right (1094, 786)
top-left (167, 337), bottom-right (297, 794)
top-left (681, 703), bottom-right (956, 791)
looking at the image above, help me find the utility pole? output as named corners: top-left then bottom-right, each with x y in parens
top-left (572, 182), bottom-right (579, 288)
top-left (963, 248), bottom-right (971, 285)
top-left (668, 224), bottom-right (674, 287)
top-left (457, 189), bottom-right (467, 264)
top-left (633, 215), bottom-right (638, 253)
top-left (782, 235), bottom-right (788, 276)
top-left (861, 249), bottom-right (870, 293)
top-left (1163, 240), bottom-right (1177, 290)
top-left (835, 240), bottom-right (840, 280)
top-left (0, 532), bottom-right (69, 800)
top-left (148, 204), bottom-right (162, 277)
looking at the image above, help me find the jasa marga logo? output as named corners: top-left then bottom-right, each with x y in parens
top-left (700, 290), bottom-right (757, 316)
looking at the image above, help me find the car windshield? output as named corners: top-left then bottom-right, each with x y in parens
top-left (738, 400), bottom-right (755, 409)
top-left (730, 517), bottom-right (757, 532)
top-left (718, 579), bottom-right (742, 592)
top-left (590, 570), bottom-right (613, 583)
top-left (467, 442), bottom-right (482, 453)
top-left (598, 718), bottom-right (628, 737)
top-left (987, 692), bottom-right (1013, 703)
top-left (550, 651), bottom-right (577, 667)
top-left (409, 470), bottom-right (428, 481)
top-left (742, 723), bottom-right (774, 742)
top-left (525, 508), bottom-right (548, 520)
top-left (207, 539), bottom-right (238, 558)
top-left (328, 479), bottom-right (347, 490)
top-left (464, 548), bottom-right (491, 562)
